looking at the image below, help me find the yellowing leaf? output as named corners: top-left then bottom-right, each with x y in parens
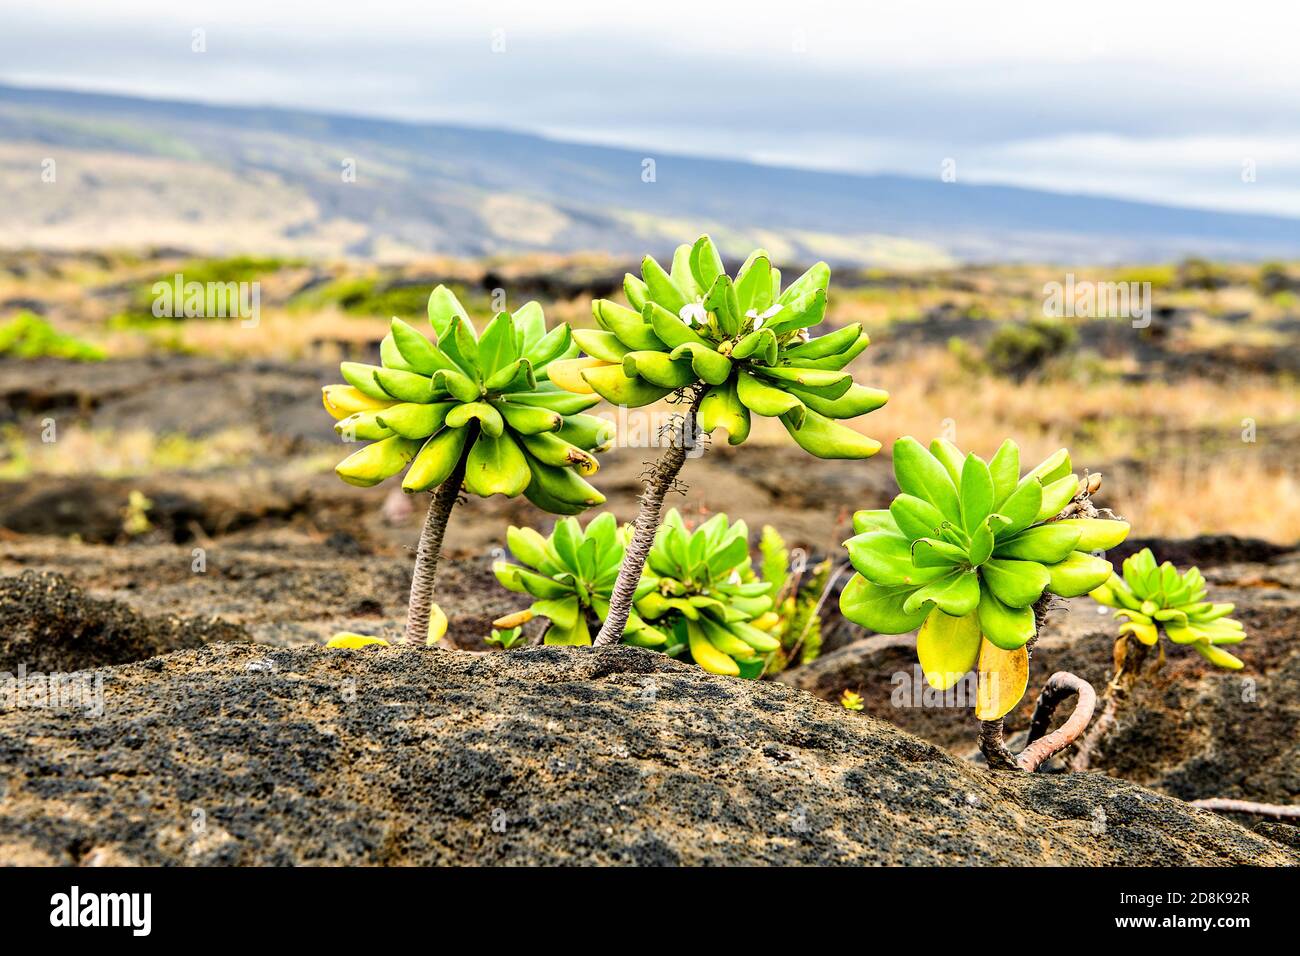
top-left (327, 632), bottom-right (390, 649)
top-left (428, 603), bottom-right (449, 645)
top-left (491, 608), bottom-right (533, 630)
top-left (916, 608), bottom-right (981, 690)
top-left (1118, 618), bottom-right (1159, 646)
top-left (975, 638), bottom-right (1028, 720)
top-left (547, 357), bottom-right (609, 394)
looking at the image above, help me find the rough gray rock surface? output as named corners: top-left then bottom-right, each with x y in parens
top-left (0, 570), bottom-right (249, 672)
top-left (0, 643), bottom-right (1290, 866)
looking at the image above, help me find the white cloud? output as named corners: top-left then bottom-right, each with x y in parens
top-left (2, 0), bottom-right (1299, 215)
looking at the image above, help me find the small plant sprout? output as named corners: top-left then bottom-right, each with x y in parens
top-left (1069, 549), bottom-right (1250, 772)
top-left (322, 286), bottom-right (613, 644)
top-left (840, 689), bottom-right (865, 711)
top-left (1091, 549), bottom-right (1248, 670)
top-left (490, 512), bottom-right (667, 647)
top-left (552, 234), bottom-right (887, 647)
top-left (484, 626), bottom-right (527, 650)
top-left (632, 509), bottom-right (780, 677)
top-left (839, 436), bottom-right (1131, 770)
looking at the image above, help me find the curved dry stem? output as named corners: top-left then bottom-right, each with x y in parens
top-left (403, 455), bottom-right (466, 645)
top-left (979, 672), bottom-right (1097, 772)
top-left (593, 390), bottom-right (704, 648)
top-left (1018, 671), bottom-right (1097, 771)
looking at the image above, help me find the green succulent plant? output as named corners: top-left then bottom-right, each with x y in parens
top-left (485, 626), bottom-right (527, 650)
top-left (552, 234), bottom-right (886, 459)
top-left (490, 513), bottom-right (668, 647)
top-left (839, 436), bottom-right (1130, 719)
top-left (1090, 548), bottom-right (1247, 669)
top-left (755, 524), bottom-right (830, 673)
top-left (548, 235), bottom-right (887, 649)
top-left (322, 285), bottom-right (614, 643)
top-left (632, 509), bottom-right (781, 677)
top-left (324, 286), bottom-right (610, 508)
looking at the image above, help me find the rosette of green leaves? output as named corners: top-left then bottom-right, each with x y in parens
top-left (558, 235), bottom-right (885, 459)
top-left (1090, 548), bottom-right (1246, 669)
top-left (492, 513), bottom-right (668, 647)
top-left (632, 509), bottom-right (781, 677)
top-left (839, 437), bottom-right (1130, 717)
top-left (322, 285), bottom-right (612, 514)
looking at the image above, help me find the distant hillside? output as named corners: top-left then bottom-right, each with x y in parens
top-left (2, 83), bottom-right (1298, 266)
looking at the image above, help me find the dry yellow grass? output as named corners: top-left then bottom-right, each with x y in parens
top-left (1117, 456), bottom-right (1300, 542)
top-left (852, 349), bottom-right (1299, 464)
top-left (0, 426), bottom-right (263, 479)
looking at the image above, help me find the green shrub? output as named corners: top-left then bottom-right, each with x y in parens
top-left (982, 318), bottom-right (1077, 378)
top-left (756, 524), bottom-right (829, 673)
top-left (491, 513), bottom-right (666, 647)
top-left (1091, 548), bottom-right (1247, 669)
top-left (633, 509), bottom-right (780, 677)
top-left (839, 436), bottom-right (1130, 719)
top-left (0, 313), bottom-right (105, 361)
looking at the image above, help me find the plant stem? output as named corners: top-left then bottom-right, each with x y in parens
top-left (980, 672), bottom-right (1098, 771)
top-left (1019, 672), bottom-right (1096, 771)
top-left (593, 390), bottom-right (704, 648)
top-left (403, 455), bottom-right (466, 645)
top-left (977, 719), bottom-right (1020, 770)
top-left (1189, 798), bottom-right (1300, 820)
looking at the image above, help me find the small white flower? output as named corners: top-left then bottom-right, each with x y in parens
top-left (745, 304), bottom-right (783, 330)
top-left (728, 570), bottom-right (742, 585)
top-left (679, 302), bottom-right (707, 326)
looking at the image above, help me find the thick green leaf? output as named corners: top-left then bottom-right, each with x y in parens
top-left (427, 285), bottom-right (470, 340)
top-left (911, 537), bottom-right (968, 568)
top-left (977, 590), bottom-right (1035, 650)
top-left (959, 453), bottom-right (994, 532)
top-left (889, 494), bottom-right (948, 542)
top-left (1071, 518), bottom-right (1131, 551)
top-left (1045, 551), bottom-right (1114, 597)
top-left (846, 531), bottom-right (942, 586)
top-left (892, 437), bottom-right (962, 524)
top-left (781, 407), bottom-right (881, 460)
top-left (852, 509), bottom-right (898, 535)
top-left (698, 379), bottom-right (752, 445)
top-left (902, 568), bottom-right (981, 616)
top-left (689, 235), bottom-right (725, 292)
top-left (994, 524), bottom-right (1083, 564)
top-left (476, 312), bottom-right (519, 378)
top-left (988, 439), bottom-right (1020, 508)
top-left (981, 558), bottom-right (1050, 608)
top-left (995, 478), bottom-right (1044, 537)
top-left (838, 575), bottom-right (929, 634)
top-left (1035, 475), bottom-right (1079, 522)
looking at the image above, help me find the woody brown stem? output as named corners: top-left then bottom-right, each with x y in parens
top-left (1019, 672), bottom-right (1097, 771)
top-left (980, 672), bottom-right (1098, 772)
top-left (978, 719), bottom-right (1021, 770)
top-left (403, 455), bottom-right (466, 645)
top-left (593, 390), bottom-right (704, 648)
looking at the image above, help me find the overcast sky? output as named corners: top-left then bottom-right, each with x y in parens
top-left (4, 0), bottom-right (1299, 215)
